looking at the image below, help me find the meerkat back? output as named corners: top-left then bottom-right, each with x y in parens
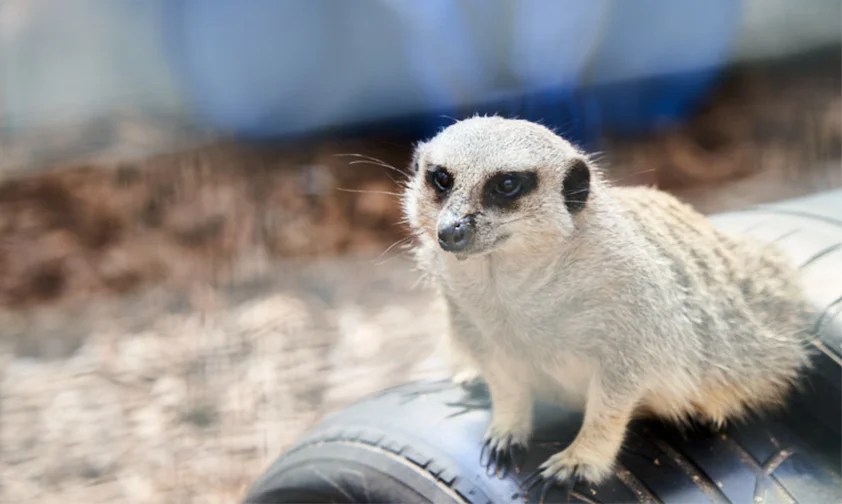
top-left (609, 185), bottom-right (813, 423)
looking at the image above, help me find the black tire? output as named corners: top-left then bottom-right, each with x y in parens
top-left (244, 189), bottom-right (842, 504)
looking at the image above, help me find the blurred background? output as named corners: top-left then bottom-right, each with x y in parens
top-left (0, 1), bottom-right (840, 502)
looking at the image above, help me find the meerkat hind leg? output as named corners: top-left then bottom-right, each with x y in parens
top-left (444, 310), bottom-right (485, 387)
top-left (449, 337), bottom-right (482, 387)
top-left (453, 366), bottom-right (483, 387)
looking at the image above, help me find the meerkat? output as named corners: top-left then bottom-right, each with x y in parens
top-left (401, 116), bottom-right (813, 489)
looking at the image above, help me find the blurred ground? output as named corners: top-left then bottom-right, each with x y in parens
top-left (0, 50), bottom-right (840, 503)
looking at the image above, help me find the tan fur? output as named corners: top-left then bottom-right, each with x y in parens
top-left (542, 378), bottom-right (634, 482)
top-left (611, 186), bottom-right (810, 427)
top-left (401, 116), bottom-right (813, 486)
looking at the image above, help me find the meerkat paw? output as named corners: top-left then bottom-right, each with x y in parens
top-left (519, 445), bottom-right (614, 500)
top-left (452, 367), bottom-right (482, 387)
top-left (481, 427), bottom-right (529, 478)
top-left (540, 447), bottom-right (613, 484)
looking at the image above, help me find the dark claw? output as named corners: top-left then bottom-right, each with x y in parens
top-left (480, 441), bottom-right (490, 468)
top-left (482, 439), bottom-right (499, 476)
top-left (504, 443), bottom-right (527, 477)
top-left (564, 468), bottom-right (581, 502)
top-left (480, 437), bottom-right (496, 475)
top-left (539, 478), bottom-right (555, 504)
top-left (480, 436), bottom-right (526, 479)
top-left (512, 468), bottom-right (543, 499)
top-left (519, 467), bottom-right (544, 494)
top-left (518, 466), bottom-right (582, 503)
top-left (496, 450), bottom-right (512, 479)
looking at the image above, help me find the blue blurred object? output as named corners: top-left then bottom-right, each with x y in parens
top-left (582, 0), bottom-right (743, 136)
top-left (164, 0), bottom-right (741, 146)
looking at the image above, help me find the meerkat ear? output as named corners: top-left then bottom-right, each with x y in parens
top-left (562, 159), bottom-right (590, 214)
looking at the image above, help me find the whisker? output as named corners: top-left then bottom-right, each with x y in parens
top-left (346, 159), bottom-right (402, 172)
top-left (347, 161), bottom-right (405, 187)
top-left (335, 187), bottom-right (403, 197)
top-left (437, 114), bottom-right (461, 125)
top-left (336, 153), bottom-right (412, 189)
top-left (610, 168), bottom-right (656, 184)
top-left (335, 153), bottom-right (412, 178)
top-left (374, 245), bottom-right (416, 267)
top-left (373, 235), bottom-right (414, 264)
top-left (410, 271), bottom-right (432, 291)
top-left (585, 152), bottom-right (608, 167)
top-left (374, 254), bottom-right (406, 267)
top-left (348, 159), bottom-right (410, 181)
top-left (373, 232), bottom-right (424, 266)
top-left (335, 152), bottom-right (390, 164)
top-left (564, 188), bottom-right (591, 196)
top-left (499, 216), bottom-right (530, 226)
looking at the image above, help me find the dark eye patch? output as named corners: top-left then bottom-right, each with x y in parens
top-left (425, 164), bottom-right (454, 202)
top-left (482, 170), bottom-right (538, 210)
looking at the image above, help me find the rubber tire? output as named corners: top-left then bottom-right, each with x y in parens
top-left (244, 189), bottom-right (842, 504)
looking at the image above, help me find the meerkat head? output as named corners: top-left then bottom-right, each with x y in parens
top-left (402, 116), bottom-right (595, 259)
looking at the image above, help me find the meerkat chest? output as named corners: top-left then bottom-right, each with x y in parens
top-left (443, 260), bottom-right (568, 346)
top-left (441, 258), bottom-right (597, 401)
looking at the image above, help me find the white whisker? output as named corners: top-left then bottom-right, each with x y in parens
top-left (372, 235), bottom-right (413, 264)
top-left (610, 168), bottom-right (656, 184)
top-left (335, 187), bottom-right (403, 197)
top-left (335, 153), bottom-right (412, 178)
top-left (564, 188), bottom-right (591, 196)
top-left (499, 216), bottom-right (530, 226)
top-left (347, 161), bottom-right (406, 187)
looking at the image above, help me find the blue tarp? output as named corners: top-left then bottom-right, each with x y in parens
top-left (165, 0), bottom-right (742, 146)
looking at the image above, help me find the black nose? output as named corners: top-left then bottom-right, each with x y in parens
top-left (437, 216), bottom-right (475, 252)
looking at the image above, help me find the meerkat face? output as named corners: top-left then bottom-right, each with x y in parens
top-left (402, 116), bottom-right (592, 259)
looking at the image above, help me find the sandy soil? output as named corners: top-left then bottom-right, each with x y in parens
top-left (1, 257), bottom-right (451, 503)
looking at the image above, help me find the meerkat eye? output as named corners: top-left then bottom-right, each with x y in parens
top-left (494, 176), bottom-right (521, 197)
top-left (427, 166), bottom-right (454, 193)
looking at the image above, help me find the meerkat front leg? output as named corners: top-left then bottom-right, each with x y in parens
top-left (446, 299), bottom-right (533, 475)
top-left (481, 357), bottom-right (535, 477)
top-left (526, 371), bottom-right (637, 492)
